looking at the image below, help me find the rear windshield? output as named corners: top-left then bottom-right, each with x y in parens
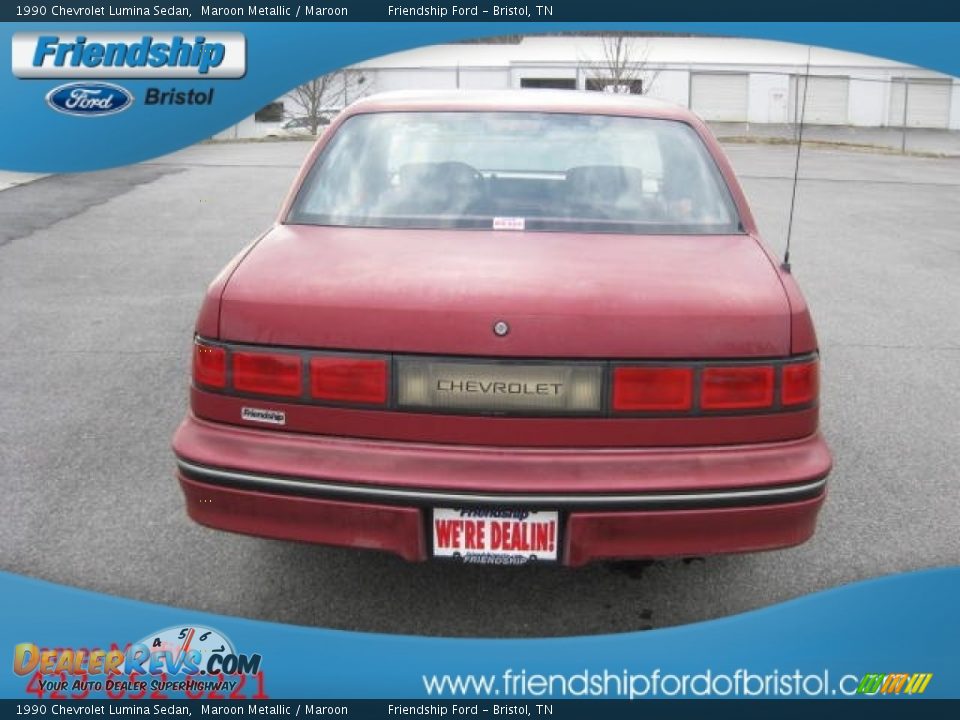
top-left (287, 111), bottom-right (741, 235)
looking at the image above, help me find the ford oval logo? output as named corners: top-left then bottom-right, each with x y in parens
top-left (45, 82), bottom-right (134, 117)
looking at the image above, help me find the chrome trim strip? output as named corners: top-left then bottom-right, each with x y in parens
top-left (176, 459), bottom-right (827, 509)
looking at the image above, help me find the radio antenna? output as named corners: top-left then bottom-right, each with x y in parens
top-left (783, 46), bottom-right (812, 273)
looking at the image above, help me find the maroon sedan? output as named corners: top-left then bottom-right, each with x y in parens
top-left (173, 90), bottom-right (831, 566)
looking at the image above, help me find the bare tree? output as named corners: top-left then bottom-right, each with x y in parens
top-left (287, 69), bottom-right (371, 135)
top-left (583, 34), bottom-right (661, 95)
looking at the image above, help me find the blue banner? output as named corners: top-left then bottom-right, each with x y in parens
top-left (1, 568), bottom-right (957, 699)
top-left (2, 23), bottom-right (960, 170)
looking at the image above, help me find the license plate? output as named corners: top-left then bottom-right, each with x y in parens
top-left (432, 508), bottom-right (559, 564)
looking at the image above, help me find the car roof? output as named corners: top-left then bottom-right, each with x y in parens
top-left (344, 89), bottom-right (697, 122)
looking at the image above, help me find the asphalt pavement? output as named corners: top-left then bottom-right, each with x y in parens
top-left (1, 139), bottom-right (958, 637)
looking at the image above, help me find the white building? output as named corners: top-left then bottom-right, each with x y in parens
top-left (218, 35), bottom-right (960, 138)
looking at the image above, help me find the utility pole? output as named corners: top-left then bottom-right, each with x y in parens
top-left (900, 78), bottom-right (910, 154)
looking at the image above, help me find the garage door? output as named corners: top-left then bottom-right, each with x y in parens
top-left (888, 79), bottom-right (952, 128)
top-left (791, 76), bottom-right (849, 125)
top-left (690, 73), bottom-right (748, 122)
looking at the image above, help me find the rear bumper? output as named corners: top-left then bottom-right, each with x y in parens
top-left (173, 414), bottom-right (831, 565)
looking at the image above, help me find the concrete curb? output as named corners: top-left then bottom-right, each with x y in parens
top-left (0, 171), bottom-right (49, 192)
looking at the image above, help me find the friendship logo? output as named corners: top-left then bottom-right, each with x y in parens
top-left (12, 32), bottom-right (246, 78)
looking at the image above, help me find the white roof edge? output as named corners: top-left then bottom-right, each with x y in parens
top-left (349, 36), bottom-right (946, 76)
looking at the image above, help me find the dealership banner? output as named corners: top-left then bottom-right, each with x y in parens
top-left (2, 7), bottom-right (959, 715)
top-left (1, 21), bottom-right (960, 169)
top-left (0, 568), bottom-right (957, 701)
top-left (2, 1), bottom-right (960, 21)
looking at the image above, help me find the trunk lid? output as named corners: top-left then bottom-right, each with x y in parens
top-left (219, 224), bottom-right (789, 358)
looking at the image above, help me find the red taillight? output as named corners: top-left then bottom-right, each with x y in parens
top-left (193, 342), bottom-right (226, 389)
top-left (310, 357), bottom-right (388, 405)
top-left (195, 339), bottom-right (816, 418)
top-left (612, 367), bottom-right (693, 412)
top-left (782, 359), bottom-right (819, 406)
top-left (701, 366), bottom-right (775, 410)
top-left (232, 351), bottom-right (302, 397)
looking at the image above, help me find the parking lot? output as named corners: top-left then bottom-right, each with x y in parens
top-left (1, 138), bottom-right (958, 637)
